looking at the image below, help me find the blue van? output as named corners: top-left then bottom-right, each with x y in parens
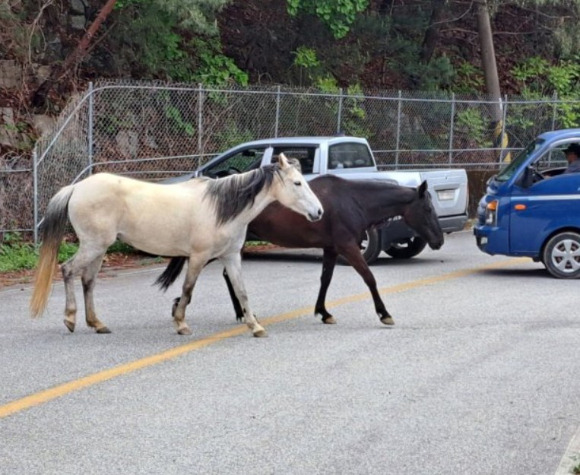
top-left (474, 128), bottom-right (580, 278)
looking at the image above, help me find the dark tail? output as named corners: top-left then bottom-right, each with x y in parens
top-left (155, 256), bottom-right (187, 291)
top-left (30, 185), bottom-right (75, 317)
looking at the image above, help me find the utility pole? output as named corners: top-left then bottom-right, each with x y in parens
top-left (476, 0), bottom-right (510, 161)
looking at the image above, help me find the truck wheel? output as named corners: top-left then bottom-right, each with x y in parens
top-left (542, 232), bottom-right (580, 279)
top-left (385, 237), bottom-right (427, 259)
top-left (361, 228), bottom-right (381, 264)
top-left (338, 228), bottom-right (381, 266)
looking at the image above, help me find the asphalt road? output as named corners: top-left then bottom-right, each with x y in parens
top-left (0, 231), bottom-right (579, 475)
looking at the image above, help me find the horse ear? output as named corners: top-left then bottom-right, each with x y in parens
top-left (418, 180), bottom-right (428, 198)
top-left (277, 153), bottom-right (289, 169)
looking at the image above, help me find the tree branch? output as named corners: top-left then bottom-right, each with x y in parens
top-left (31, 0), bottom-right (118, 108)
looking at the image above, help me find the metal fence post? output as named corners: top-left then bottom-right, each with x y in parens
top-left (87, 81), bottom-right (94, 174)
top-left (395, 90), bottom-right (402, 168)
top-left (551, 91), bottom-right (558, 130)
top-left (548, 92), bottom-right (558, 167)
top-left (275, 85), bottom-right (281, 137)
top-left (197, 83), bottom-right (204, 155)
top-left (337, 88), bottom-right (344, 134)
top-left (32, 149), bottom-right (38, 245)
top-left (448, 93), bottom-right (455, 164)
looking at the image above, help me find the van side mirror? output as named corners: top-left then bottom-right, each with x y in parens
top-left (522, 167), bottom-right (534, 188)
top-left (519, 166), bottom-right (542, 188)
top-left (515, 167), bottom-right (531, 188)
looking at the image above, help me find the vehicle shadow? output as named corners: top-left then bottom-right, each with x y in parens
top-left (477, 267), bottom-right (550, 279)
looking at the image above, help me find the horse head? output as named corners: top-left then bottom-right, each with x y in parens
top-left (273, 153), bottom-right (323, 222)
top-left (402, 181), bottom-right (444, 250)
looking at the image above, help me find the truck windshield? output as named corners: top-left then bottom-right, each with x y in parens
top-left (495, 139), bottom-right (544, 182)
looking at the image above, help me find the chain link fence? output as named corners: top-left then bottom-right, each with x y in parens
top-left (2, 80), bottom-right (579, 240)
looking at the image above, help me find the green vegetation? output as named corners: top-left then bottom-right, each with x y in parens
top-left (287, 0), bottom-right (369, 39)
top-left (0, 233), bottom-right (75, 272)
top-left (112, 0), bottom-right (247, 85)
top-left (0, 233), bottom-right (142, 273)
top-left (512, 57), bottom-right (580, 128)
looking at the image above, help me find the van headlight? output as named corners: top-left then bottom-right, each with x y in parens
top-left (485, 200), bottom-right (498, 226)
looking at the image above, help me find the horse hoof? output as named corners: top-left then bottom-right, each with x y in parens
top-left (63, 320), bottom-right (75, 333)
top-left (253, 329), bottom-right (268, 338)
top-left (380, 316), bottom-right (395, 325)
top-left (322, 316), bottom-right (337, 324)
top-left (178, 327), bottom-right (192, 335)
top-left (96, 326), bottom-right (112, 334)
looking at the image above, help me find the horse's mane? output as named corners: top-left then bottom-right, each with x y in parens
top-left (204, 164), bottom-right (282, 224)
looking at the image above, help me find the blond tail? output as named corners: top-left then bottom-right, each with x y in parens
top-left (30, 185), bottom-right (75, 317)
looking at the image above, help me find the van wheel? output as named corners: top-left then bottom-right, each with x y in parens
top-left (543, 232), bottom-right (580, 279)
top-left (338, 228), bottom-right (381, 266)
top-left (385, 237), bottom-right (427, 259)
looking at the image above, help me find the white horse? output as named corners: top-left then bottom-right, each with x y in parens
top-left (30, 154), bottom-right (323, 337)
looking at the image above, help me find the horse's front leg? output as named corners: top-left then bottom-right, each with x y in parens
top-left (315, 248), bottom-right (339, 324)
top-left (338, 242), bottom-right (394, 325)
top-left (219, 253), bottom-right (266, 337)
top-left (172, 255), bottom-right (207, 335)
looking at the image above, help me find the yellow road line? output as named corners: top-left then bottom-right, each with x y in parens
top-left (0, 258), bottom-right (525, 419)
top-left (328, 257), bottom-right (524, 310)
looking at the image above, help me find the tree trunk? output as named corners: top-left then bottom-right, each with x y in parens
top-left (32, 0), bottom-right (118, 108)
top-left (420, 0), bottom-right (448, 64)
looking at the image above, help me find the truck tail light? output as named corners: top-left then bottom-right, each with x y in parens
top-left (485, 200), bottom-right (498, 226)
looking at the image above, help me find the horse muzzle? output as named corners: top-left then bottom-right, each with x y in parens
top-left (307, 208), bottom-right (324, 222)
top-left (429, 238), bottom-right (444, 250)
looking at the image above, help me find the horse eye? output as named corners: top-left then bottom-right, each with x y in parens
top-left (294, 181), bottom-right (302, 186)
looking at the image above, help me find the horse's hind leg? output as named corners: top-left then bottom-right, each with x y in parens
top-left (220, 253), bottom-right (266, 337)
top-left (315, 248), bottom-right (339, 324)
top-left (82, 254), bottom-right (110, 333)
top-left (61, 258), bottom-right (78, 333)
top-left (61, 246), bottom-right (107, 333)
top-left (172, 255), bottom-right (207, 335)
top-left (338, 242), bottom-right (394, 325)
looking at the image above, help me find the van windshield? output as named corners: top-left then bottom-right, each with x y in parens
top-left (495, 139), bottom-right (544, 182)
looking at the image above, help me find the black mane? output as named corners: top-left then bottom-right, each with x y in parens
top-left (204, 164), bottom-right (280, 225)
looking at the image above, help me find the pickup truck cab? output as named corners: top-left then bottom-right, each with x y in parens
top-left (474, 128), bottom-right (580, 278)
top-left (182, 136), bottom-right (469, 262)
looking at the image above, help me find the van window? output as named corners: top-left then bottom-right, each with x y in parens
top-left (496, 139), bottom-right (543, 182)
top-left (535, 147), bottom-right (568, 171)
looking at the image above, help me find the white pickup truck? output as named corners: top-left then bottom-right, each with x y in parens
top-left (182, 136), bottom-right (469, 262)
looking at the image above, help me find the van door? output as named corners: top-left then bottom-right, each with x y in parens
top-left (509, 173), bottom-right (580, 254)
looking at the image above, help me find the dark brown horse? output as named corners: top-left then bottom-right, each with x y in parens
top-left (155, 175), bottom-right (444, 326)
